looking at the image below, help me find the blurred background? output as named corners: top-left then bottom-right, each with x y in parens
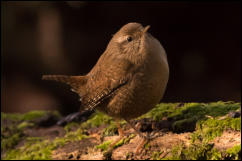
top-left (1, 1), bottom-right (241, 114)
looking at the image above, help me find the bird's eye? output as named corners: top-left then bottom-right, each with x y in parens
top-left (127, 36), bottom-right (133, 42)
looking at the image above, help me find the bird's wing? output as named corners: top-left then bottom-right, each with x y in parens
top-left (81, 58), bottom-right (134, 111)
top-left (80, 78), bottom-right (128, 111)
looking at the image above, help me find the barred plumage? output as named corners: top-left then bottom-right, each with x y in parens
top-left (42, 22), bottom-right (169, 154)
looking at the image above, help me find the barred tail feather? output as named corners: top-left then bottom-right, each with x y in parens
top-left (42, 75), bottom-right (71, 83)
top-left (42, 75), bottom-right (87, 93)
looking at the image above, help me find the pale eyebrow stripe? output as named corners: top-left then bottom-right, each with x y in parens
top-left (116, 36), bottom-right (127, 43)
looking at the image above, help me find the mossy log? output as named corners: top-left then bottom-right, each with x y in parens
top-left (1, 102), bottom-right (241, 160)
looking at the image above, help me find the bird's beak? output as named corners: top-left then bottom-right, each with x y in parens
top-left (143, 25), bottom-right (150, 34)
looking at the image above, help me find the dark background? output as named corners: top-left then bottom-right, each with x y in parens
top-left (1, 1), bottom-right (241, 114)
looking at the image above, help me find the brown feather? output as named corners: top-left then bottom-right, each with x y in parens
top-left (42, 75), bottom-right (87, 94)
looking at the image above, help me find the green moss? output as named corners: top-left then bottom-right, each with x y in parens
top-left (125, 152), bottom-right (133, 159)
top-left (1, 110), bottom-right (48, 122)
top-left (1, 121), bottom-right (31, 151)
top-left (143, 102), bottom-right (240, 121)
top-left (4, 137), bottom-right (51, 160)
top-left (96, 134), bottom-right (135, 152)
top-left (20, 111), bottom-right (47, 121)
top-left (4, 137), bottom-right (59, 160)
top-left (96, 140), bottom-right (112, 151)
top-left (2, 102), bottom-right (240, 160)
top-left (148, 101), bottom-right (241, 160)
top-left (64, 122), bottom-right (80, 132)
top-left (1, 110), bottom-right (60, 152)
top-left (151, 151), bottom-right (163, 160)
top-left (2, 110), bottom-right (87, 160)
top-left (166, 144), bottom-right (184, 160)
top-left (191, 117), bottom-right (241, 143)
top-left (226, 144), bottom-right (241, 160)
top-left (3, 127), bottom-right (88, 160)
top-left (64, 128), bottom-right (88, 141)
top-left (113, 134), bottom-right (135, 148)
top-left (80, 110), bottom-right (127, 137)
top-left (140, 103), bottom-right (179, 121)
top-left (101, 120), bottom-right (126, 137)
top-left (144, 142), bottom-right (150, 150)
top-left (17, 121), bottom-right (34, 130)
top-left (140, 101), bottom-right (240, 133)
top-left (102, 122), bottom-right (118, 137)
top-left (172, 117), bottom-right (197, 133)
top-left (164, 112), bottom-right (240, 160)
top-left (80, 111), bottom-right (113, 129)
top-left (1, 132), bottom-right (22, 152)
top-left (164, 143), bottom-right (222, 160)
top-left (183, 144), bottom-right (222, 160)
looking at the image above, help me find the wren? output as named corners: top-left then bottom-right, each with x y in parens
top-left (42, 22), bottom-right (169, 154)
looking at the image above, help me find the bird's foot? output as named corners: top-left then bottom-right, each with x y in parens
top-left (110, 135), bottom-right (126, 148)
top-left (135, 134), bottom-right (150, 154)
top-left (103, 134), bottom-right (128, 159)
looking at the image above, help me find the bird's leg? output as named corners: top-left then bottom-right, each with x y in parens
top-left (109, 119), bottom-right (125, 148)
top-left (102, 119), bottom-right (127, 158)
top-left (125, 119), bottom-right (150, 154)
top-left (116, 119), bottom-right (125, 137)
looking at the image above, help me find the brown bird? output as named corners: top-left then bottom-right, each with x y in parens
top-left (42, 22), bottom-right (169, 153)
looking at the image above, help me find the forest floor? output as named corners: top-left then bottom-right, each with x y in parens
top-left (1, 102), bottom-right (241, 160)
